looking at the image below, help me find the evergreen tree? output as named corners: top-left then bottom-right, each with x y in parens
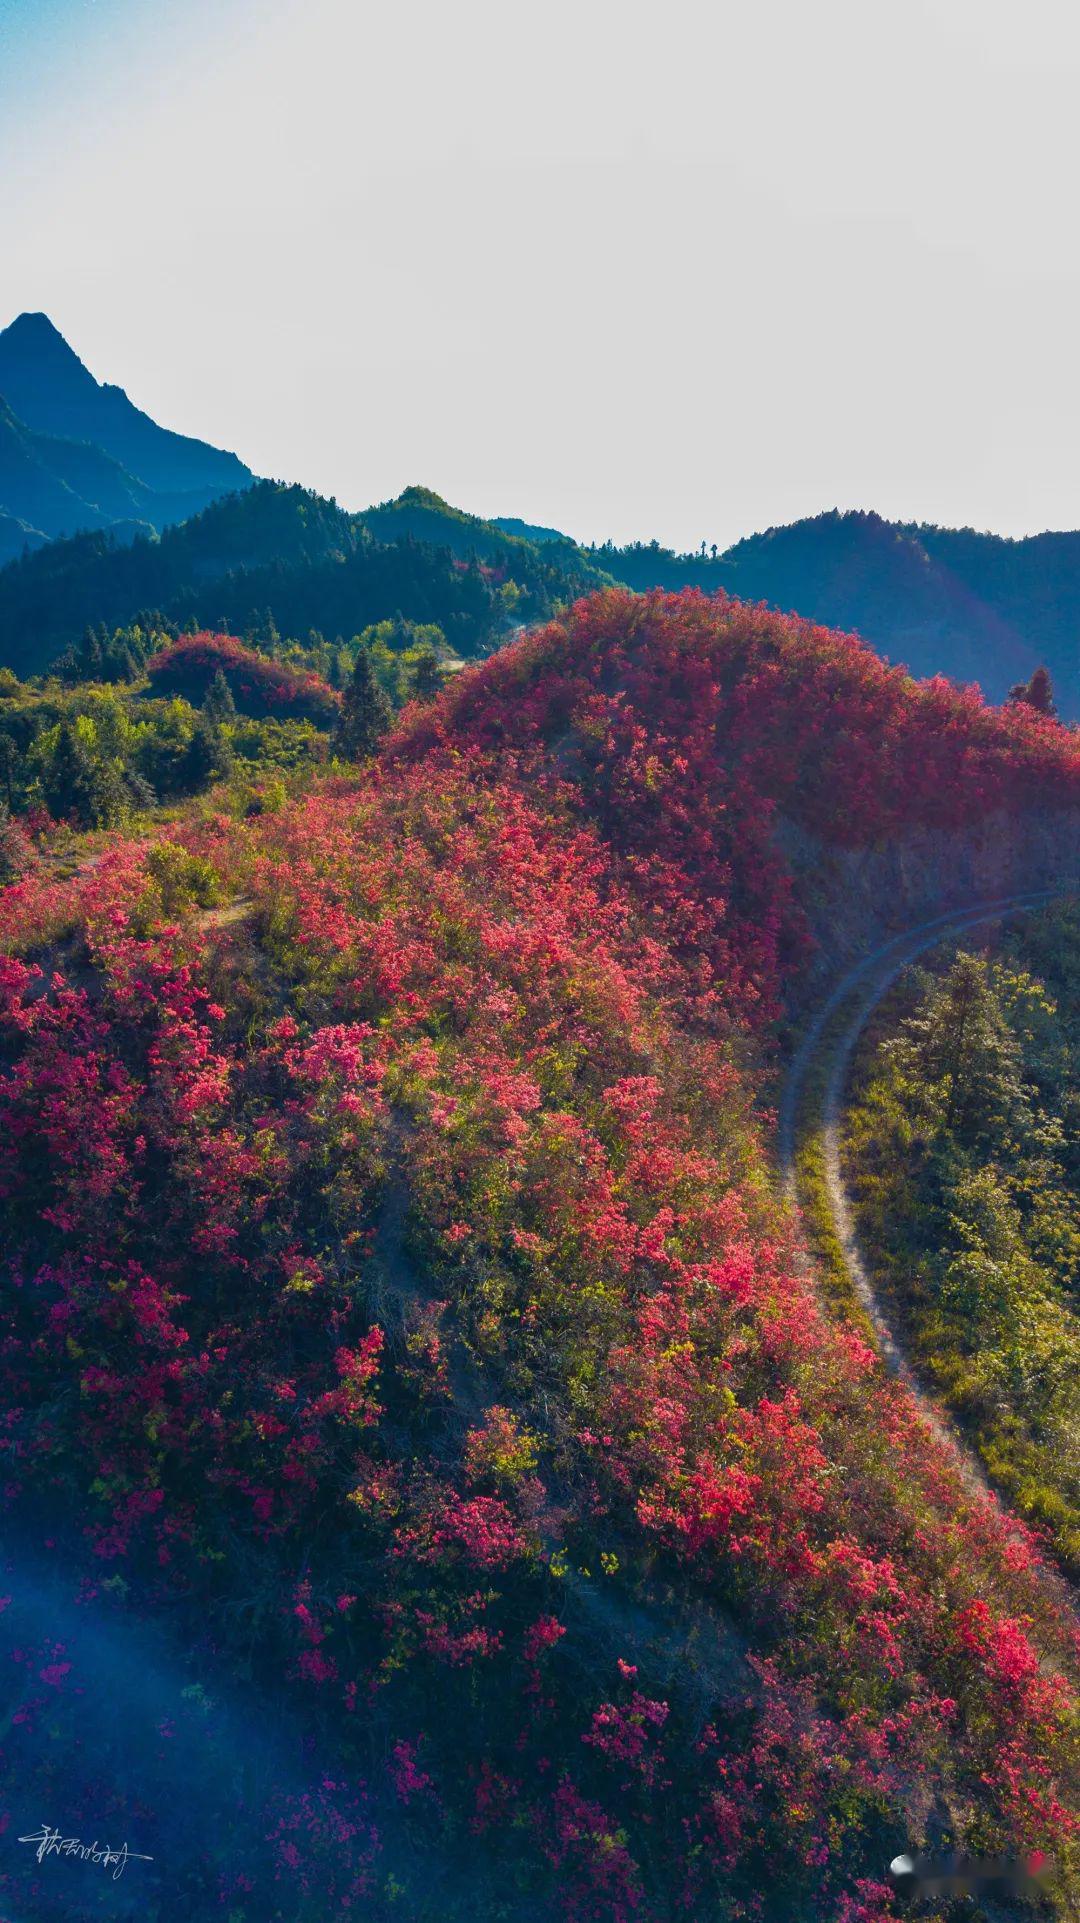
top-left (180, 716), bottom-right (233, 794)
top-left (59, 627), bottom-right (100, 685)
top-left (87, 757), bottom-right (131, 829)
top-left (249, 608), bottom-right (280, 652)
top-left (1008, 666), bottom-right (1057, 716)
top-left (335, 643), bottom-right (392, 758)
top-left (888, 953), bottom-right (1030, 1145)
top-left (43, 722), bottom-right (97, 826)
top-left (405, 643), bottom-right (442, 703)
top-left (122, 767), bottom-right (158, 813)
top-left (203, 668), bottom-right (237, 725)
top-left (79, 625), bottom-right (105, 678)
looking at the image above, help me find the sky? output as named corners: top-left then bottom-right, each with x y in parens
top-left (2, 0), bottom-right (1080, 551)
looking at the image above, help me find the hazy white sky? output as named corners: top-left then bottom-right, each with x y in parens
top-left (2, 0), bottom-right (1080, 549)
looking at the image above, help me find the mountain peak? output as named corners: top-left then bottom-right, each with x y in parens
top-left (0, 311), bottom-right (97, 402)
top-left (5, 310), bottom-right (69, 341)
top-left (2, 311), bottom-right (86, 359)
top-left (0, 310), bottom-right (252, 500)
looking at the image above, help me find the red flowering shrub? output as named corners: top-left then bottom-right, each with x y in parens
top-left (146, 631), bottom-right (340, 722)
top-left (394, 587), bottom-right (1080, 1026)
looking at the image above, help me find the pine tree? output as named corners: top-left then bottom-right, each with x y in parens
top-left (44, 722), bottom-right (97, 826)
top-left (335, 644), bottom-right (392, 758)
top-left (87, 757), bottom-right (131, 829)
top-left (406, 644), bottom-right (442, 704)
top-left (123, 768), bottom-right (158, 813)
top-left (203, 668), bottom-right (237, 724)
top-left (78, 626), bottom-right (105, 679)
top-left (180, 716), bottom-right (233, 793)
top-left (251, 608), bottom-right (280, 651)
top-left (1008, 666), bottom-right (1057, 717)
top-left (888, 953), bottom-right (1030, 1145)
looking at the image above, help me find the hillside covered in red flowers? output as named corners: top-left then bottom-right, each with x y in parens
top-left (396, 587), bottom-right (1080, 1028)
top-left (2, 589), bottom-right (1080, 1922)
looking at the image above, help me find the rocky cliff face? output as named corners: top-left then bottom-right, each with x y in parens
top-left (780, 807), bottom-right (1080, 1004)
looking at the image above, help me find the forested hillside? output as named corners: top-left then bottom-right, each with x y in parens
top-left (4, 310), bottom-right (1080, 716)
top-left (846, 902), bottom-right (1080, 1573)
top-left (0, 482), bottom-right (607, 677)
top-left (8, 446), bottom-right (1080, 721)
top-left (3, 590), bottom-right (1080, 1921)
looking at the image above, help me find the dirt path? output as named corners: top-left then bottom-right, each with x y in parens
top-left (196, 894), bottom-right (254, 930)
top-left (778, 887), bottom-right (1071, 1507)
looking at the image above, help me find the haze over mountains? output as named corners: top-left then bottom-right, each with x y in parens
top-left (1, 311), bottom-right (1079, 713)
top-left (0, 312), bottom-right (253, 561)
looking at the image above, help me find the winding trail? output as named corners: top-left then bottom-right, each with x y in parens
top-left (778, 887), bottom-right (1072, 1506)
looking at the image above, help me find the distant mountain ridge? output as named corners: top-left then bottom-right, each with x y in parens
top-left (0, 508), bottom-right (47, 569)
top-left (0, 481), bottom-right (610, 677)
top-left (1, 312), bottom-right (1079, 715)
top-left (718, 511), bottom-right (1046, 696)
top-left (490, 514), bottom-right (572, 545)
top-left (0, 313), bottom-right (252, 497)
top-left (359, 485), bottom-right (597, 576)
top-left (7, 477), bottom-right (1080, 717)
top-left (0, 394), bottom-right (218, 543)
top-left (589, 510), bottom-right (1080, 714)
top-left (0, 312), bottom-right (254, 548)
